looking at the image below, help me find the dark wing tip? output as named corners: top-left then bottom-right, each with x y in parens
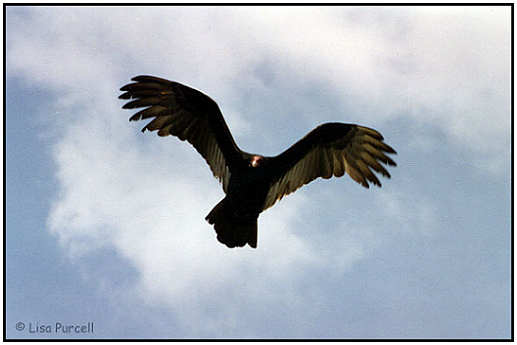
top-left (121, 101), bottom-right (134, 109)
top-left (129, 113), bottom-right (140, 121)
top-left (131, 75), bottom-right (153, 82)
top-left (383, 145), bottom-right (397, 155)
top-left (131, 75), bottom-right (172, 84)
top-left (364, 182), bottom-right (382, 189)
top-left (118, 92), bottom-right (132, 99)
top-left (120, 75), bottom-right (172, 92)
top-left (119, 83), bottom-right (137, 92)
top-left (384, 155), bottom-right (397, 166)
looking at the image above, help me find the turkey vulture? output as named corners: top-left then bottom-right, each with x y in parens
top-left (119, 75), bottom-right (397, 249)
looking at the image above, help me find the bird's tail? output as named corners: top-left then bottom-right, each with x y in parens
top-left (205, 198), bottom-right (257, 248)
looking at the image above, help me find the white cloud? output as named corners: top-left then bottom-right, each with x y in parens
top-left (375, 189), bottom-right (438, 237)
top-left (6, 6), bottom-right (510, 336)
top-left (8, 7), bottom-right (510, 163)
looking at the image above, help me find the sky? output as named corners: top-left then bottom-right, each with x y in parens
top-left (5, 5), bottom-right (511, 339)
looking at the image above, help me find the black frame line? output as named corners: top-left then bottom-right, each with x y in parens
top-left (3, 2), bottom-right (514, 342)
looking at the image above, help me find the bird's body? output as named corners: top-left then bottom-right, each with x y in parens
top-left (120, 75), bottom-right (397, 248)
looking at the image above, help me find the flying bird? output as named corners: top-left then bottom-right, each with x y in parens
top-left (119, 76), bottom-right (397, 249)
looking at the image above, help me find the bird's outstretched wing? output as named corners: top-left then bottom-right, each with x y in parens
top-left (263, 123), bottom-right (397, 210)
top-left (119, 76), bottom-right (241, 192)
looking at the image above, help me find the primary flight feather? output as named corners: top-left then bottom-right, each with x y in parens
top-left (120, 75), bottom-right (397, 249)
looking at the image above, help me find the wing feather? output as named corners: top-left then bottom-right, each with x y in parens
top-left (263, 123), bottom-right (397, 210)
top-left (120, 75), bottom-right (242, 192)
top-left (333, 150), bottom-right (345, 177)
top-left (130, 105), bottom-right (169, 121)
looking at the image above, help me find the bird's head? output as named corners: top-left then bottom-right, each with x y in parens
top-left (250, 155), bottom-right (263, 168)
